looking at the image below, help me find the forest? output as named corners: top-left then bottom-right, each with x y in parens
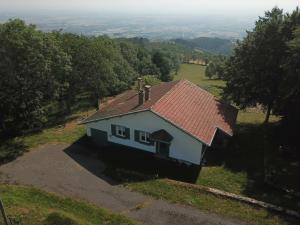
top-left (0, 19), bottom-right (207, 138)
top-left (172, 37), bottom-right (235, 55)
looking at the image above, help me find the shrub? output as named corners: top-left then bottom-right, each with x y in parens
top-left (143, 75), bottom-right (161, 86)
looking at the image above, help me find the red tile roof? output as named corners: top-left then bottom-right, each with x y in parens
top-left (82, 80), bottom-right (238, 146)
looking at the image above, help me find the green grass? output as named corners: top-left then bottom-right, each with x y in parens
top-left (0, 110), bottom-right (93, 163)
top-left (20, 124), bottom-right (85, 149)
top-left (0, 90), bottom-right (96, 163)
top-left (196, 167), bottom-right (248, 194)
top-left (174, 63), bottom-right (225, 96)
top-left (0, 184), bottom-right (139, 225)
top-left (123, 179), bottom-right (296, 225)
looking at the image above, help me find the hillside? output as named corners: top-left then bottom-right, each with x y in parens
top-left (172, 37), bottom-right (235, 55)
top-left (0, 184), bottom-right (139, 225)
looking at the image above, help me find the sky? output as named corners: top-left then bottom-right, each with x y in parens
top-left (1, 0), bottom-right (299, 16)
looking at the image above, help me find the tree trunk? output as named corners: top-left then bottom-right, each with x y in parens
top-left (262, 102), bottom-right (273, 183)
top-left (264, 103), bottom-right (272, 124)
top-left (97, 98), bottom-right (102, 110)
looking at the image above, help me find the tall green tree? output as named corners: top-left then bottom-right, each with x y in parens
top-left (205, 63), bottom-right (216, 79)
top-left (222, 7), bottom-right (286, 124)
top-left (152, 51), bottom-right (173, 82)
top-left (0, 19), bottom-right (71, 134)
top-left (273, 8), bottom-right (300, 124)
top-left (276, 27), bottom-right (300, 124)
top-left (53, 32), bottom-right (87, 113)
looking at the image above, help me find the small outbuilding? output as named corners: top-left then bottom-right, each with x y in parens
top-left (81, 79), bottom-right (238, 166)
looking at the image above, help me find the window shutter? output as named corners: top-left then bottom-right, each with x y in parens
top-left (125, 128), bottom-right (130, 139)
top-left (111, 124), bottom-right (116, 136)
top-left (134, 130), bottom-right (139, 142)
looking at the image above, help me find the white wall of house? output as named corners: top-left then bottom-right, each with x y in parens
top-left (85, 111), bottom-right (203, 165)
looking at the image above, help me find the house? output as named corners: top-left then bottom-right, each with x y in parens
top-left (81, 79), bottom-right (238, 166)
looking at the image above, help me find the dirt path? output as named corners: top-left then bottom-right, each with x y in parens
top-left (0, 144), bottom-right (245, 225)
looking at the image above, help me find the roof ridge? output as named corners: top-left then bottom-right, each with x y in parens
top-left (149, 79), bottom-right (184, 110)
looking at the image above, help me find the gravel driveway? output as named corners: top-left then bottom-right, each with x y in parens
top-left (0, 143), bottom-right (244, 225)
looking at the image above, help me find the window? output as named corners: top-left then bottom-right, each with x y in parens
top-left (116, 125), bottom-right (126, 137)
top-left (139, 131), bottom-right (150, 143)
top-left (111, 124), bottom-right (129, 139)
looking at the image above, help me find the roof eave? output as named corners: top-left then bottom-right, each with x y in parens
top-left (79, 109), bottom-right (149, 125)
top-left (208, 127), bottom-right (234, 146)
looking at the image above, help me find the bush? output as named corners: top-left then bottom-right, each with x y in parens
top-left (143, 75), bottom-right (161, 86)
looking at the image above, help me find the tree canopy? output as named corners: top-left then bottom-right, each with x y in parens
top-left (222, 7), bottom-right (300, 124)
top-left (0, 19), bottom-right (194, 137)
top-left (0, 19), bottom-right (71, 134)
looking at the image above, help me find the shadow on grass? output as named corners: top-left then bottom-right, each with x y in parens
top-left (63, 136), bottom-right (201, 185)
top-left (203, 122), bottom-right (300, 211)
top-left (44, 212), bottom-right (79, 225)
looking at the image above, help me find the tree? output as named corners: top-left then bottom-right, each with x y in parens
top-left (205, 63), bottom-right (216, 79)
top-left (0, 19), bottom-right (71, 134)
top-left (152, 51), bottom-right (173, 82)
top-left (222, 7), bottom-right (286, 124)
top-left (119, 42), bottom-right (140, 72)
top-left (53, 32), bottom-right (87, 113)
top-left (276, 26), bottom-right (300, 124)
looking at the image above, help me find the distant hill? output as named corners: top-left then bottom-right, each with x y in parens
top-left (172, 37), bottom-right (235, 55)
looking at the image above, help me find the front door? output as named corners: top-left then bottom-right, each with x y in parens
top-left (156, 142), bottom-right (170, 157)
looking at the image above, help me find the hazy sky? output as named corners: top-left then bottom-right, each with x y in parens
top-left (1, 0), bottom-right (299, 16)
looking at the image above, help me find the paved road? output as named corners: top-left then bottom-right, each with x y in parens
top-left (0, 144), bottom-right (245, 225)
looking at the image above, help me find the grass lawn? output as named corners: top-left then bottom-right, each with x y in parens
top-left (103, 163), bottom-right (298, 225)
top-left (0, 184), bottom-right (139, 225)
top-left (124, 179), bottom-right (297, 225)
top-left (174, 63), bottom-right (225, 96)
top-left (0, 109), bottom-right (94, 163)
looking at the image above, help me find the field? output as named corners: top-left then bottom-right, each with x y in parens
top-left (0, 184), bottom-right (138, 225)
top-left (175, 63), bottom-right (225, 96)
top-left (0, 64), bottom-right (299, 225)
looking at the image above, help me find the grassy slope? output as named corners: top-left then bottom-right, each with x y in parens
top-left (0, 110), bottom-right (93, 163)
top-left (125, 180), bottom-right (294, 225)
top-left (0, 184), bottom-right (139, 225)
top-left (174, 63), bottom-right (225, 96)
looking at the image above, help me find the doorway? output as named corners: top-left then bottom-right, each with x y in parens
top-left (156, 142), bottom-right (170, 157)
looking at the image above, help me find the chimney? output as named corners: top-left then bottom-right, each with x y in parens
top-left (138, 90), bottom-right (145, 105)
top-left (144, 85), bottom-right (151, 101)
top-left (137, 77), bottom-right (143, 91)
